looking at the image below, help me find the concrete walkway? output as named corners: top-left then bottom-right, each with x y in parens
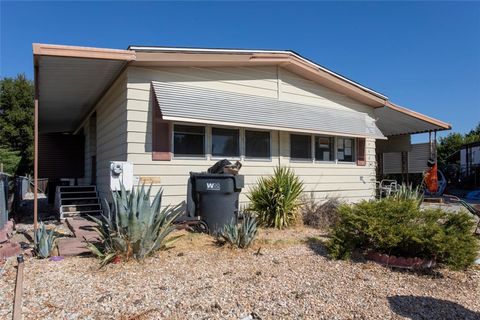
top-left (57, 218), bottom-right (99, 256)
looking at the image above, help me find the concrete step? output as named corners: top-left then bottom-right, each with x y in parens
top-left (61, 210), bottom-right (103, 220)
top-left (62, 204), bottom-right (101, 213)
top-left (59, 186), bottom-right (96, 192)
top-left (59, 191), bottom-right (98, 199)
top-left (61, 198), bottom-right (99, 205)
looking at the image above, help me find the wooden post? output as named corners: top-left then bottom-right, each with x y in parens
top-left (12, 255), bottom-right (24, 320)
top-left (34, 64), bottom-right (39, 235)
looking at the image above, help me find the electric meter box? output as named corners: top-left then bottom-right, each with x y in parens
top-left (110, 161), bottom-right (134, 191)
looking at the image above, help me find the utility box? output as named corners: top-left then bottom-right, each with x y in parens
top-left (110, 161), bottom-right (134, 191)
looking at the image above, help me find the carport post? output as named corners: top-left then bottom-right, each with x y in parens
top-left (33, 64), bottom-right (39, 237)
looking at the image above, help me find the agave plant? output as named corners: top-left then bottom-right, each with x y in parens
top-left (248, 166), bottom-right (304, 229)
top-left (217, 214), bottom-right (258, 249)
top-left (392, 183), bottom-right (424, 206)
top-left (35, 222), bottom-right (57, 259)
top-left (87, 183), bottom-right (182, 266)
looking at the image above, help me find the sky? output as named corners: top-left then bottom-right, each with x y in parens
top-left (1, 1), bottom-right (479, 142)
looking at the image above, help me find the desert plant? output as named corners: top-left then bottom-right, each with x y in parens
top-left (216, 214), bottom-right (258, 248)
top-left (392, 183), bottom-right (423, 206)
top-left (34, 222), bottom-right (56, 258)
top-left (248, 166), bottom-right (304, 229)
top-left (327, 198), bottom-right (479, 270)
top-left (301, 193), bottom-right (341, 229)
top-left (87, 183), bottom-right (182, 266)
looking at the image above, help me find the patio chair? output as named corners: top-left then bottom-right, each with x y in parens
top-left (378, 179), bottom-right (399, 198)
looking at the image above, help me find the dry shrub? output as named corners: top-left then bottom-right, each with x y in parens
top-left (301, 193), bottom-right (341, 229)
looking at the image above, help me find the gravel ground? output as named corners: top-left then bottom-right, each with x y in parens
top-left (1, 227), bottom-right (479, 320)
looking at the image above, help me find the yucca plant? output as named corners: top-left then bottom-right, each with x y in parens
top-left (248, 166), bottom-right (304, 229)
top-left (392, 183), bottom-right (424, 206)
top-left (87, 183), bottom-right (182, 266)
top-left (217, 214), bottom-right (258, 248)
top-left (35, 222), bottom-right (57, 259)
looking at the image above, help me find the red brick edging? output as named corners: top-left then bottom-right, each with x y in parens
top-left (366, 251), bottom-right (436, 269)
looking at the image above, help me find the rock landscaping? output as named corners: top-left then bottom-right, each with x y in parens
top-left (1, 227), bottom-right (479, 319)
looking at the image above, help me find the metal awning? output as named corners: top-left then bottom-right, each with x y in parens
top-left (152, 81), bottom-right (385, 139)
top-left (34, 44), bottom-right (135, 133)
top-left (374, 102), bottom-right (451, 136)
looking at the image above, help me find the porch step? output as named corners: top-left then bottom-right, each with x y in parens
top-left (62, 210), bottom-right (103, 218)
top-left (58, 186), bottom-right (96, 193)
top-left (62, 203), bottom-right (102, 212)
top-left (56, 185), bottom-right (103, 219)
top-left (59, 191), bottom-right (98, 198)
top-left (61, 198), bottom-right (99, 205)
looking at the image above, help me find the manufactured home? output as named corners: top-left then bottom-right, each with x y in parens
top-left (32, 43), bottom-right (450, 216)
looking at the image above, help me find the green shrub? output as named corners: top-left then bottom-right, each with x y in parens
top-left (216, 214), bottom-right (258, 248)
top-left (34, 222), bottom-right (56, 259)
top-left (327, 198), bottom-right (479, 270)
top-left (87, 184), bottom-right (182, 266)
top-left (301, 194), bottom-right (341, 229)
top-left (248, 166), bottom-right (304, 229)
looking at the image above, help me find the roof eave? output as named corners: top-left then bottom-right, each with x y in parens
top-left (33, 43), bottom-right (136, 61)
top-left (385, 101), bottom-right (452, 131)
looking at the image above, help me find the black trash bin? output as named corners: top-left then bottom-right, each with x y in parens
top-left (189, 172), bottom-right (244, 234)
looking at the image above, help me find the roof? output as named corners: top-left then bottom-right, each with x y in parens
top-left (128, 45), bottom-right (388, 101)
top-left (32, 43), bottom-right (451, 135)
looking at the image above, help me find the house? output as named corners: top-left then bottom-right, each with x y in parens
top-left (32, 43), bottom-right (451, 217)
top-left (459, 141), bottom-right (480, 178)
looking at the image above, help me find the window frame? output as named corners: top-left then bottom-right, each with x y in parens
top-left (336, 136), bottom-right (356, 163)
top-left (172, 123), bottom-right (207, 159)
top-left (244, 129), bottom-right (272, 161)
top-left (289, 133), bottom-right (313, 162)
top-left (314, 135), bottom-right (336, 163)
top-left (210, 125), bottom-right (241, 160)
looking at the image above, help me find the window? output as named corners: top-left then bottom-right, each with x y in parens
top-left (337, 137), bottom-right (355, 162)
top-left (315, 136), bottom-right (334, 161)
top-left (245, 130), bottom-right (271, 159)
top-left (212, 127), bottom-right (240, 157)
top-left (173, 124), bottom-right (205, 157)
top-left (290, 134), bottom-right (312, 160)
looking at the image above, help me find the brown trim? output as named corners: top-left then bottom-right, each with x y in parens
top-left (386, 101), bottom-right (451, 130)
top-left (33, 43), bottom-right (136, 61)
top-left (152, 94), bottom-right (172, 161)
top-left (356, 138), bottom-right (366, 166)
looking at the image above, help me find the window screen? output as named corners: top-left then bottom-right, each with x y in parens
top-left (315, 136), bottom-right (334, 161)
top-left (290, 134), bottom-right (312, 160)
top-left (212, 127), bottom-right (240, 157)
top-left (173, 124), bottom-right (205, 157)
top-left (337, 137), bottom-right (355, 162)
top-left (245, 130), bottom-right (271, 158)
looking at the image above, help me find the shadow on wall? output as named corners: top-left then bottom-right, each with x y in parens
top-left (388, 295), bottom-right (480, 320)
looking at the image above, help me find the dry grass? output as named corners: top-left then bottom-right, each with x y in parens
top-left (1, 227), bottom-right (478, 320)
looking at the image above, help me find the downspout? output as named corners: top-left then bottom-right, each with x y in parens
top-left (33, 64), bottom-right (39, 236)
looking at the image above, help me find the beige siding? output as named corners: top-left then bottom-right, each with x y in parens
top-left (125, 66), bottom-right (377, 207)
top-left (94, 72), bottom-right (128, 199)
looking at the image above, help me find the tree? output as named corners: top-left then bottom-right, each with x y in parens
top-left (0, 74), bottom-right (34, 175)
top-left (437, 122), bottom-right (480, 164)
